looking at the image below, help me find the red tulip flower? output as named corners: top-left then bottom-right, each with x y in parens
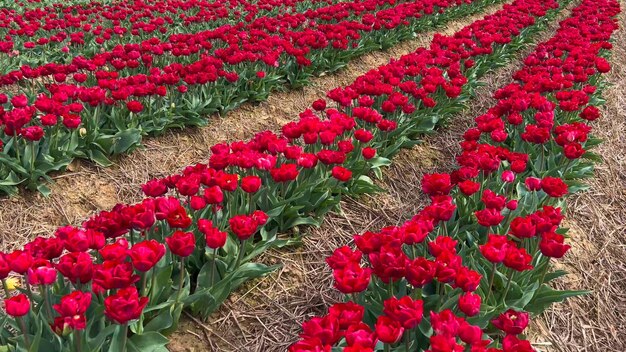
top-left (27, 260), bottom-right (57, 286)
top-left (198, 219), bottom-right (227, 249)
top-left (241, 175), bottom-right (262, 193)
top-left (382, 296), bottom-right (423, 329)
top-left (332, 262), bottom-right (371, 294)
top-left (53, 291), bottom-right (92, 317)
top-left (165, 231), bottom-right (196, 258)
top-left (374, 316), bottom-right (404, 344)
top-left (130, 240), bottom-right (166, 272)
top-left (126, 100), bottom-right (143, 113)
top-left (540, 176), bottom-right (568, 197)
top-left (491, 309), bottom-right (529, 335)
top-left (4, 294), bottom-right (30, 317)
top-left (104, 287), bottom-right (149, 324)
top-left (56, 252), bottom-right (94, 284)
top-left (539, 232), bottom-right (571, 258)
top-left (458, 292), bottom-right (481, 317)
top-left (331, 166), bottom-right (352, 182)
top-left (7, 250), bottom-right (33, 275)
top-left (0, 253), bottom-right (9, 280)
top-left (229, 214), bottom-right (260, 241)
top-left (93, 261), bottom-right (140, 290)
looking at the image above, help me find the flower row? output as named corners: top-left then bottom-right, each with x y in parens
top-left (0, 0), bottom-right (338, 68)
top-left (0, 0), bottom-right (498, 196)
top-left (290, 0), bottom-right (620, 350)
top-left (0, 0), bottom-right (572, 350)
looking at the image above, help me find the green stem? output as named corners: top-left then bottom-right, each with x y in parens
top-left (74, 330), bottom-right (82, 352)
top-left (175, 257), bottom-right (185, 305)
top-left (14, 134), bottom-right (21, 164)
top-left (210, 248), bottom-right (218, 285)
top-left (41, 285), bottom-right (54, 321)
top-left (502, 270), bottom-right (514, 305)
top-left (149, 266), bottom-right (157, 301)
top-left (18, 317), bottom-right (30, 348)
top-left (539, 262), bottom-right (550, 285)
top-left (485, 262), bottom-right (497, 303)
top-left (24, 275), bottom-right (33, 302)
top-left (384, 343), bottom-right (390, 352)
top-left (29, 142), bottom-right (35, 172)
top-left (119, 323), bottom-right (128, 352)
top-left (140, 271), bottom-right (147, 297)
top-left (235, 240), bottom-right (247, 268)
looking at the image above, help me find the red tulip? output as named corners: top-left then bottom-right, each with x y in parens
top-left (326, 246), bottom-right (362, 270)
top-left (130, 240), bottom-right (166, 272)
top-left (540, 176), bottom-right (568, 197)
top-left (374, 316), bottom-right (403, 344)
top-left (165, 231), bottom-right (196, 257)
top-left (104, 287), bottom-right (149, 324)
top-left (503, 246), bottom-right (533, 272)
top-left (93, 261), bottom-right (140, 290)
top-left (198, 219), bottom-right (227, 249)
top-left (4, 294), bottom-right (30, 317)
top-left (56, 252), bottom-right (94, 284)
top-left (0, 253), bottom-right (10, 280)
top-left (458, 292), bottom-right (481, 317)
top-left (7, 250), bottom-right (33, 275)
top-left (141, 179), bottom-right (168, 197)
top-left (331, 166), bottom-right (352, 182)
top-left (524, 177), bottom-right (542, 191)
top-left (539, 231), bottom-right (571, 258)
top-left (241, 175), bottom-right (262, 193)
top-left (126, 100), bottom-right (143, 113)
top-left (405, 257), bottom-right (436, 288)
top-left (382, 296), bottom-right (423, 329)
top-left (479, 234), bottom-right (510, 263)
top-left (328, 302), bottom-right (364, 330)
top-left (53, 291), bottom-right (92, 317)
top-left (300, 316), bottom-right (340, 346)
top-left (332, 262), bottom-right (371, 294)
top-left (27, 259), bottom-right (57, 286)
top-left (203, 185), bottom-right (224, 204)
top-left (491, 309), bottom-right (529, 335)
top-left (229, 214), bottom-right (260, 241)
top-left (362, 147), bottom-right (376, 159)
top-left (422, 173), bottom-right (452, 196)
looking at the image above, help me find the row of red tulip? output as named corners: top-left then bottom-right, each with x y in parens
top-left (289, 0), bottom-right (620, 350)
top-left (0, 0), bottom-right (339, 67)
top-left (0, 0), bottom-right (577, 350)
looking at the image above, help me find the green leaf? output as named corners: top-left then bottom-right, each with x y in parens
top-left (111, 129), bottom-right (143, 155)
top-left (525, 285), bottom-right (589, 315)
top-left (87, 324), bottom-right (117, 352)
top-left (107, 324), bottom-right (127, 352)
top-left (88, 149), bottom-right (114, 167)
top-left (127, 332), bottom-right (169, 352)
top-left (283, 216), bottom-right (321, 229)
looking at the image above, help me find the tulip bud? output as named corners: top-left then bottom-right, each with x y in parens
top-left (506, 200), bottom-right (518, 210)
top-left (458, 292), bottom-right (481, 316)
top-left (501, 170), bottom-right (515, 183)
top-left (524, 177), bottom-right (542, 191)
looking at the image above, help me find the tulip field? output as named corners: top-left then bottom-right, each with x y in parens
top-left (0, 0), bottom-right (624, 351)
